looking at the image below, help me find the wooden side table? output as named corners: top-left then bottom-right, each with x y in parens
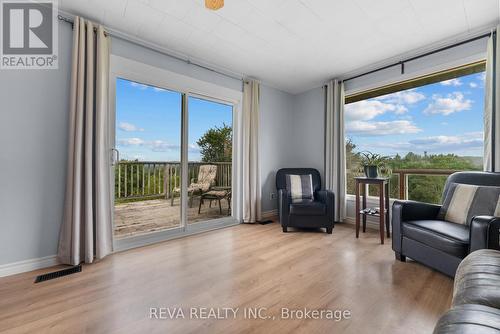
top-left (354, 177), bottom-right (390, 244)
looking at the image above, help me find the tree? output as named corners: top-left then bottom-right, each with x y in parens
top-left (196, 123), bottom-right (232, 162)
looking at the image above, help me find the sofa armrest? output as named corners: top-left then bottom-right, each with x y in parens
top-left (469, 216), bottom-right (500, 252)
top-left (278, 189), bottom-right (291, 227)
top-left (316, 190), bottom-right (335, 222)
top-left (392, 200), bottom-right (442, 254)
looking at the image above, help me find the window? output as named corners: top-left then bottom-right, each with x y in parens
top-left (345, 66), bottom-right (485, 204)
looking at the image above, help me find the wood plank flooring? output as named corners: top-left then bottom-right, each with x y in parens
top-left (0, 223), bottom-right (453, 334)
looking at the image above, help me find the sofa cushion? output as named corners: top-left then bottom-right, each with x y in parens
top-left (452, 249), bottom-right (500, 309)
top-left (433, 304), bottom-right (500, 334)
top-left (438, 183), bottom-right (500, 225)
top-left (402, 220), bottom-right (469, 258)
top-left (290, 201), bottom-right (326, 216)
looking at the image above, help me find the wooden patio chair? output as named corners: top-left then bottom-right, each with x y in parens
top-left (170, 164), bottom-right (217, 207)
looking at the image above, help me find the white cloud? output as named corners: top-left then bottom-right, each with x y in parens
top-left (153, 87), bottom-right (167, 92)
top-left (118, 122), bottom-right (144, 132)
top-left (346, 120), bottom-right (421, 136)
top-left (130, 81), bottom-right (149, 90)
top-left (440, 78), bottom-right (462, 86)
top-left (469, 82), bottom-right (478, 88)
top-left (375, 89), bottom-right (425, 104)
top-left (118, 137), bottom-right (145, 146)
top-left (345, 100), bottom-right (401, 121)
top-left (150, 140), bottom-right (180, 152)
top-left (371, 132), bottom-right (483, 153)
top-left (423, 92), bottom-right (472, 116)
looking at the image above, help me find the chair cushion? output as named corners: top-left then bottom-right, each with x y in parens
top-left (286, 174), bottom-right (314, 203)
top-left (433, 304), bottom-right (500, 334)
top-left (290, 201), bottom-right (326, 216)
top-left (402, 220), bottom-right (469, 258)
top-left (453, 249), bottom-right (500, 309)
top-left (438, 183), bottom-right (500, 225)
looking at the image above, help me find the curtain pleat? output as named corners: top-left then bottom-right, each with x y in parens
top-left (325, 80), bottom-right (346, 222)
top-left (242, 80), bottom-right (261, 223)
top-left (58, 17), bottom-right (112, 265)
top-left (484, 26), bottom-right (500, 172)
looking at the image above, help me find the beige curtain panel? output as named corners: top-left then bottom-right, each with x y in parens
top-left (58, 17), bottom-right (113, 265)
top-left (484, 26), bottom-right (500, 172)
top-left (325, 79), bottom-right (346, 222)
top-left (242, 80), bottom-right (262, 223)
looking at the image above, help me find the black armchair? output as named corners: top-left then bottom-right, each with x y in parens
top-left (392, 171), bottom-right (500, 277)
top-left (276, 168), bottom-right (335, 234)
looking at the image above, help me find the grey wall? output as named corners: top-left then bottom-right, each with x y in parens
top-left (0, 23), bottom-right (72, 265)
top-left (260, 85), bottom-right (295, 212)
top-left (259, 85), bottom-right (325, 213)
top-left (290, 87), bottom-right (325, 175)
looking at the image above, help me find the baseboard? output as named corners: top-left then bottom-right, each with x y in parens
top-left (0, 255), bottom-right (59, 278)
top-left (261, 209), bottom-right (278, 220)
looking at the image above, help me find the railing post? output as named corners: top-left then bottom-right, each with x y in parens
top-left (398, 171), bottom-right (404, 200)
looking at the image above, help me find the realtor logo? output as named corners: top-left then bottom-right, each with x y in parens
top-left (1, 0), bottom-right (58, 69)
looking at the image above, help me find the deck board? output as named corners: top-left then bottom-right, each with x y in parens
top-left (114, 197), bottom-right (230, 238)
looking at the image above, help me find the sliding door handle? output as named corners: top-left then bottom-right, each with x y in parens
top-left (111, 148), bottom-right (120, 166)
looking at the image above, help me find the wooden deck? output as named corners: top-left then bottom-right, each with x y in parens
top-left (114, 197), bottom-right (230, 239)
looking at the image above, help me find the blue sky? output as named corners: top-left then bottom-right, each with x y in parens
top-left (345, 72), bottom-right (485, 157)
top-left (115, 78), bottom-right (233, 161)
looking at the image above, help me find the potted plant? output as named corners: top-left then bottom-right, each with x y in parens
top-left (359, 151), bottom-right (389, 178)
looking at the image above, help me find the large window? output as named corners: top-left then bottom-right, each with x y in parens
top-left (345, 69), bottom-right (485, 204)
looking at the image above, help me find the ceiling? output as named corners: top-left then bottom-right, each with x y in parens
top-left (60, 0), bottom-right (500, 94)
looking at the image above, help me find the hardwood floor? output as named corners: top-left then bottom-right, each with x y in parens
top-left (0, 223), bottom-right (453, 334)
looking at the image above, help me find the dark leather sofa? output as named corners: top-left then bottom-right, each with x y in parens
top-left (276, 168), bottom-right (335, 234)
top-left (392, 171), bottom-right (500, 277)
top-left (434, 249), bottom-right (500, 333)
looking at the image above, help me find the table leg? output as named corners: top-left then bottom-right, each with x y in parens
top-left (379, 183), bottom-right (385, 245)
top-left (385, 182), bottom-right (390, 238)
top-left (362, 184), bottom-right (367, 233)
top-left (355, 180), bottom-right (360, 238)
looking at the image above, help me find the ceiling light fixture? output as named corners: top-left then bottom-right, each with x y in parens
top-left (205, 0), bottom-right (224, 10)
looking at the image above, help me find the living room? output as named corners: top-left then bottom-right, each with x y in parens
top-left (1, 0), bottom-right (500, 333)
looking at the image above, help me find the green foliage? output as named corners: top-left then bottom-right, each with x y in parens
top-left (196, 123), bottom-right (232, 162)
top-left (359, 151), bottom-right (389, 167)
top-left (346, 139), bottom-right (482, 204)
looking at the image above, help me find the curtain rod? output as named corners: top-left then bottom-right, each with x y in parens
top-left (342, 30), bottom-right (495, 83)
top-left (57, 14), bottom-right (245, 83)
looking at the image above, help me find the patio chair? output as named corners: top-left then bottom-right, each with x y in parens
top-left (170, 164), bottom-right (217, 207)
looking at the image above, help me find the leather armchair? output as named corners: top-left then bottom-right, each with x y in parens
top-left (392, 171), bottom-right (500, 277)
top-left (276, 168), bottom-right (335, 234)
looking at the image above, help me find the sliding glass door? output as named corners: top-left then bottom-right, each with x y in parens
top-left (187, 96), bottom-right (233, 225)
top-left (113, 78), bottom-right (183, 239)
top-left (111, 74), bottom-right (236, 244)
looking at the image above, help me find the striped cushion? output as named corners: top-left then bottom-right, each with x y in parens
top-left (286, 174), bottom-right (314, 203)
top-left (438, 183), bottom-right (500, 225)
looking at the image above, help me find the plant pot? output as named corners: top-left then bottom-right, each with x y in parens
top-left (364, 165), bottom-right (378, 178)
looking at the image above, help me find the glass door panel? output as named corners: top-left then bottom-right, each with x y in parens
top-left (187, 96), bottom-right (233, 224)
top-left (113, 78), bottom-right (182, 238)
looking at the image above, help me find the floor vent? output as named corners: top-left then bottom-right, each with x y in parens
top-left (34, 265), bottom-right (82, 283)
top-left (259, 220), bottom-right (274, 225)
